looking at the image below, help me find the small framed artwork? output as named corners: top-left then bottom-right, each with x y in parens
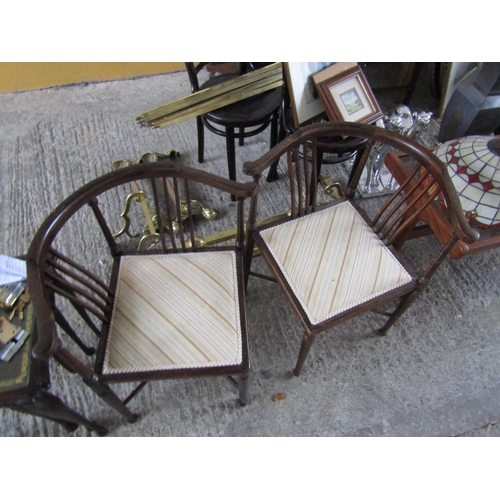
top-left (284, 62), bottom-right (336, 128)
top-left (313, 65), bottom-right (383, 124)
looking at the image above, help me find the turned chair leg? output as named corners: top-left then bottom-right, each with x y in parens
top-left (306, 150), bottom-right (325, 202)
top-left (378, 292), bottom-right (415, 336)
top-left (266, 111), bottom-right (282, 182)
top-left (293, 333), bottom-right (316, 376)
top-left (196, 116), bottom-right (205, 163)
top-left (84, 378), bottom-right (139, 424)
top-left (238, 373), bottom-right (249, 406)
top-left (225, 126), bottom-right (237, 201)
top-left (270, 110), bottom-right (279, 148)
top-left (11, 390), bottom-right (108, 436)
top-left (238, 126), bottom-right (245, 146)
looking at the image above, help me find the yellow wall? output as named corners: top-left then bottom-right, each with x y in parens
top-left (0, 62), bottom-right (186, 93)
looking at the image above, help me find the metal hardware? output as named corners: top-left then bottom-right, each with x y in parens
top-left (319, 173), bottom-right (344, 199)
top-left (0, 326), bottom-right (29, 362)
top-left (0, 280), bottom-right (26, 310)
top-left (113, 152), bottom-right (217, 250)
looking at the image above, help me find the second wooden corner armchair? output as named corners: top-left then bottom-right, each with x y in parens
top-left (243, 121), bottom-right (479, 376)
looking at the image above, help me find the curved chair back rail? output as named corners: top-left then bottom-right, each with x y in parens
top-left (243, 121), bottom-right (479, 245)
top-left (27, 161), bottom-right (258, 422)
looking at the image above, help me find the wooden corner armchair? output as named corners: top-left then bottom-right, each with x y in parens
top-left (243, 121), bottom-right (479, 376)
top-left (26, 161), bottom-right (258, 423)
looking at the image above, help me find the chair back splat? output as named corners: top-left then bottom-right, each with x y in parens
top-left (27, 161), bottom-right (258, 423)
top-left (243, 121), bottom-right (479, 376)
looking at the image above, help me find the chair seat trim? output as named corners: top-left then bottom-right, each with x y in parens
top-left (102, 251), bottom-right (243, 375)
top-left (258, 201), bottom-right (413, 325)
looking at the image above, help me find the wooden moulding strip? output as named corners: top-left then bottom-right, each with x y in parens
top-left (149, 77), bottom-right (283, 129)
top-left (136, 62), bottom-right (283, 125)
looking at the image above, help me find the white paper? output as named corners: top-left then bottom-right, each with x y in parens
top-left (0, 255), bottom-right (27, 286)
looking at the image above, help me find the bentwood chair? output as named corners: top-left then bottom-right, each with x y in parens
top-left (279, 73), bottom-right (368, 191)
top-left (185, 63), bottom-right (282, 187)
top-left (27, 162), bottom-right (257, 423)
top-left (243, 121), bottom-right (479, 376)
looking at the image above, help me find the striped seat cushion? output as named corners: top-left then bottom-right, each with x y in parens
top-left (259, 201), bottom-right (413, 326)
top-left (103, 251), bottom-right (242, 375)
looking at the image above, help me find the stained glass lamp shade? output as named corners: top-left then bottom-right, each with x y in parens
top-left (434, 136), bottom-right (500, 228)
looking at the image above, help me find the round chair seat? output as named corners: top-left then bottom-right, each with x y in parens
top-left (314, 134), bottom-right (368, 162)
top-left (282, 109), bottom-right (368, 164)
top-left (200, 74), bottom-right (282, 127)
top-left (435, 135), bottom-right (500, 228)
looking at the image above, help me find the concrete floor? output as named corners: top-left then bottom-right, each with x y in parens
top-left (1, 65), bottom-right (499, 437)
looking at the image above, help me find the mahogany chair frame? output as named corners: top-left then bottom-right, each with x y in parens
top-left (243, 121), bottom-right (479, 375)
top-left (26, 162), bottom-right (258, 423)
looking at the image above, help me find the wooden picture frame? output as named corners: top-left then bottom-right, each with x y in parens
top-left (313, 65), bottom-right (383, 125)
top-left (284, 62), bottom-right (336, 128)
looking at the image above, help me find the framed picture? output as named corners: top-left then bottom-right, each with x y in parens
top-left (284, 62), bottom-right (337, 128)
top-left (313, 65), bottom-right (383, 125)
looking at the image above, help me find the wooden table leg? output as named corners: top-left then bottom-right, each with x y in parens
top-left (9, 389), bottom-right (108, 436)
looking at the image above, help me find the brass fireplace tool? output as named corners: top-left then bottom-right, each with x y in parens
top-left (319, 173), bottom-right (344, 199)
top-left (112, 151), bottom-right (217, 249)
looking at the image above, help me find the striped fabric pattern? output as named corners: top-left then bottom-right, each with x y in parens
top-left (259, 201), bottom-right (413, 325)
top-left (103, 251), bottom-right (242, 375)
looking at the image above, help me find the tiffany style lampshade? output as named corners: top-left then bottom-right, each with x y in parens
top-left (435, 135), bottom-right (500, 228)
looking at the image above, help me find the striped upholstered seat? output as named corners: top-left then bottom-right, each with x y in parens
top-left (103, 251), bottom-right (243, 375)
top-left (259, 201), bottom-right (413, 326)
